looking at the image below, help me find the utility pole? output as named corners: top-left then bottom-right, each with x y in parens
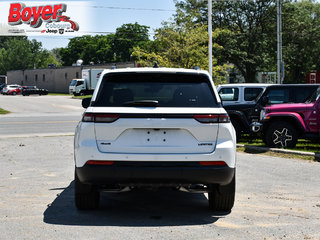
top-left (208, 0), bottom-right (212, 78)
top-left (277, 0), bottom-right (283, 84)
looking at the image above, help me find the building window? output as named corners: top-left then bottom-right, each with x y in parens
top-left (43, 74), bottom-right (45, 82)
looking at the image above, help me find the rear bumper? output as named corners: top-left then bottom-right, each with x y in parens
top-left (76, 161), bottom-right (235, 186)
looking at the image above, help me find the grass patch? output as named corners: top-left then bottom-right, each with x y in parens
top-left (238, 134), bottom-right (320, 154)
top-left (47, 93), bottom-right (92, 99)
top-left (48, 93), bottom-right (70, 96)
top-left (0, 108), bottom-right (10, 114)
top-left (72, 95), bottom-right (92, 99)
top-left (48, 93), bottom-right (92, 99)
top-left (237, 147), bottom-right (316, 161)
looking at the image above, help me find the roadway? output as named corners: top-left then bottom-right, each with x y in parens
top-left (0, 94), bottom-right (84, 137)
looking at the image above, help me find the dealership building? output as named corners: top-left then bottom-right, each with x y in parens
top-left (6, 62), bottom-right (135, 93)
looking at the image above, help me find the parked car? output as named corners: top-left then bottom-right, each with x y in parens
top-left (21, 86), bottom-right (48, 96)
top-left (218, 84), bottom-right (320, 139)
top-left (74, 68), bottom-right (236, 211)
top-left (0, 83), bottom-right (6, 93)
top-left (260, 87), bottom-right (320, 148)
top-left (217, 83), bottom-right (272, 106)
top-left (1, 84), bottom-right (21, 95)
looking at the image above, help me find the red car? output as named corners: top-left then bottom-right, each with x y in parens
top-left (2, 85), bottom-right (21, 95)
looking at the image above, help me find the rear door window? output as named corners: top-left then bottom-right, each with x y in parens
top-left (244, 88), bottom-right (263, 101)
top-left (218, 87), bottom-right (239, 101)
top-left (93, 73), bottom-right (218, 107)
top-left (266, 89), bottom-right (290, 104)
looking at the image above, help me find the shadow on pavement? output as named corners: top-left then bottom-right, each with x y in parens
top-left (43, 181), bottom-right (226, 226)
top-left (242, 145), bottom-right (269, 154)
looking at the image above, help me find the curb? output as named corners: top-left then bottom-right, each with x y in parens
top-left (237, 144), bottom-right (320, 161)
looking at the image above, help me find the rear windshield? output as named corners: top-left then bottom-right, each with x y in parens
top-left (93, 72), bottom-right (218, 107)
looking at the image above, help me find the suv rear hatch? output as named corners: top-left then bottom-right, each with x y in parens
top-left (88, 72), bottom-right (224, 154)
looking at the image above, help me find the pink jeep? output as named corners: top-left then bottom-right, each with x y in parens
top-left (260, 87), bottom-right (320, 148)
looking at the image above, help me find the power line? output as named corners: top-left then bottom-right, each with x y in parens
top-left (90, 6), bottom-right (175, 12)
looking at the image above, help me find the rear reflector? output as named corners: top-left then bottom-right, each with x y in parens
top-left (82, 113), bottom-right (120, 123)
top-left (86, 160), bottom-right (114, 166)
top-left (199, 161), bottom-right (227, 166)
top-left (194, 114), bottom-right (230, 123)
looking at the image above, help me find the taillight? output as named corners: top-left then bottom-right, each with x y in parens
top-left (218, 114), bottom-right (230, 123)
top-left (82, 113), bottom-right (120, 123)
top-left (86, 160), bottom-right (114, 165)
top-left (199, 161), bottom-right (227, 166)
top-left (193, 114), bottom-right (230, 123)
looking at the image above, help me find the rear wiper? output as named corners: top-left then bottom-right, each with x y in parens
top-left (123, 100), bottom-right (159, 107)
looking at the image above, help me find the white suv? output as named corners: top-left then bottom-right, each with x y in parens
top-left (74, 68), bottom-right (236, 211)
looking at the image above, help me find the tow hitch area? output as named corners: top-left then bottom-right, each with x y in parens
top-left (251, 122), bottom-right (263, 133)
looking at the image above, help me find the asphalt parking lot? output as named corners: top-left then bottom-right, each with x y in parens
top-left (0, 95), bottom-right (320, 239)
top-left (0, 94), bottom-right (83, 137)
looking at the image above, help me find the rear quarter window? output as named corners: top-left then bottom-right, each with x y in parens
top-left (218, 87), bottom-right (239, 101)
top-left (93, 72), bottom-right (219, 107)
top-left (266, 88), bottom-right (290, 104)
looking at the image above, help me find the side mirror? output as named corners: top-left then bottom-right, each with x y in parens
top-left (261, 96), bottom-right (269, 106)
top-left (82, 97), bottom-right (91, 108)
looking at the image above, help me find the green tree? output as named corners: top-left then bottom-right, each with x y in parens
top-left (113, 22), bottom-right (150, 62)
top-left (132, 23), bottom-right (229, 84)
top-left (281, 0), bottom-right (320, 83)
top-left (175, 0), bottom-right (276, 83)
top-left (174, 0), bottom-right (320, 83)
top-left (0, 37), bottom-right (60, 75)
top-left (60, 35), bottom-right (115, 66)
top-left (60, 22), bottom-right (150, 65)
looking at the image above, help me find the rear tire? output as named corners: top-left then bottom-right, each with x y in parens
top-left (208, 174), bottom-right (235, 211)
top-left (74, 171), bottom-right (100, 210)
top-left (265, 121), bottom-right (298, 148)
